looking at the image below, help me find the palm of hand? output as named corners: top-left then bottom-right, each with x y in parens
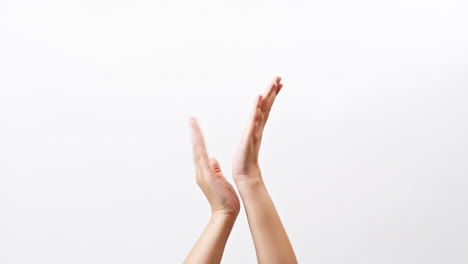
top-left (232, 76), bottom-right (283, 180)
top-left (190, 118), bottom-right (240, 216)
top-left (208, 163), bottom-right (240, 215)
top-left (189, 76), bottom-right (282, 214)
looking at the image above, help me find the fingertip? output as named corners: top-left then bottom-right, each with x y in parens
top-left (189, 117), bottom-right (203, 144)
top-left (189, 116), bottom-right (197, 127)
top-left (253, 94), bottom-right (261, 104)
top-left (275, 75), bottom-right (282, 83)
top-left (209, 157), bottom-right (218, 166)
top-left (277, 83), bottom-right (283, 93)
top-left (265, 79), bottom-right (278, 97)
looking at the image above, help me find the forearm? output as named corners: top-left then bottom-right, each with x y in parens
top-left (236, 177), bottom-right (297, 264)
top-left (184, 213), bottom-right (237, 264)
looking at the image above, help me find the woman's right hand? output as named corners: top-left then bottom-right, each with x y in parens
top-left (230, 76), bottom-right (297, 264)
top-left (232, 76), bottom-right (283, 183)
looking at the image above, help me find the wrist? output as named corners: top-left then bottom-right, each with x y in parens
top-left (232, 166), bottom-right (263, 185)
top-left (234, 176), bottom-right (266, 195)
top-left (210, 211), bottom-right (237, 225)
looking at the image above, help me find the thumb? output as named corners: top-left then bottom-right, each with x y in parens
top-left (209, 158), bottom-right (225, 179)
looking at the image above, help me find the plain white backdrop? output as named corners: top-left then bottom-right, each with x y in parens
top-left (1, 0), bottom-right (467, 263)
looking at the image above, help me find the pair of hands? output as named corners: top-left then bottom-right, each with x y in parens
top-left (186, 76), bottom-right (296, 264)
top-left (189, 76), bottom-right (283, 218)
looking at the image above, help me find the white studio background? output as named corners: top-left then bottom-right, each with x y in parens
top-left (1, 0), bottom-right (467, 263)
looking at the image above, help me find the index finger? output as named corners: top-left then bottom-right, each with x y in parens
top-left (189, 117), bottom-right (212, 175)
top-left (261, 76), bottom-right (283, 122)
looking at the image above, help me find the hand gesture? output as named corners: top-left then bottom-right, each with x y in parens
top-left (190, 117), bottom-right (240, 216)
top-left (232, 76), bottom-right (283, 182)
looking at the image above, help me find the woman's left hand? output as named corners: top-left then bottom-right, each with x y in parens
top-left (189, 117), bottom-right (240, 217)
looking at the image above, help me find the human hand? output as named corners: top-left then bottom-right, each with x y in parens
top-left (232, 76), bottom-right (283, 183)
top-left (190, 117), bottom-right (240, 217)
top-left (230, 76), bottom-right (296, 264)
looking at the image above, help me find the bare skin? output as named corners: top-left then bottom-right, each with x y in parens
top-left (184, 76), bottom-right (297, 263)
top-left (184, 118), bottom-right (240, 264)
top-left (233, 76), bottom-right (297, 264)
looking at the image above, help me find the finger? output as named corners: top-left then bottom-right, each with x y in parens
top-left (276, 83), bottom-right (283, 95)
top-left (244, 95), bottom-right (263, 143)
top-left (274, 75), bottom-right (282, 84)
top-left (189, 117), bottom-right (212, 176)
top-left (261, 83), bottom-right (275, 112)
top-left (263, 90), bottom-right (277, 124)
top-left (274, 76), bottom-right (283, 94)
top-left (209, 158), bottom-right (225, 179)
top-left (266, 76), bottom-right (281, 97)
top-left (262, 78), bottom-right (278, 100)
top-left (261, 76), bottom-right (283, 127)
top-left (262, 77), bottom-right (277, 95)
top-left (262, 76), bottom-right (282, 112)
top-left (259, 84), bottom-right (282, 145)
top-left (240, 94), bottom-right (262, 139)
